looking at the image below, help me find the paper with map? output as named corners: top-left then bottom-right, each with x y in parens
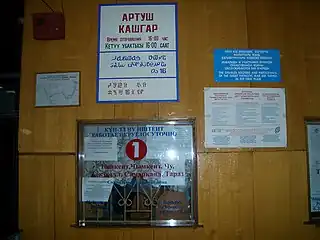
top-left (35, 72), bottom-right (80, 107)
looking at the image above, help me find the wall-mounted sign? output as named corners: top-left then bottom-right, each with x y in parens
top-left (76, 119), bottom-right (198, 227)
top-left (306, 120), bottom-right (320, 220)
top-left (204, 87), bottom-right (287, 148)
top-left (35, 72), bottom-right (80, 107)
top-left (97, 3), bottom-right (178, 103)
top-left (214, 49), bottom-right (281, 82)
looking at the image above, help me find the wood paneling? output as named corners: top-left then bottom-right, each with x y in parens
top-left (201, 153), bottom-right (254, 239)
top-left (19, 156), bottom-right (55, 240)
top-left (305, 60), bottom-right (320, 116)
top-left (302, 0), bottom-right (320, 57)
top-left (246, 0), bottom-right (306, 151)
top-left (253, 151), bottom-right (320, 240)
top-left (18, 0), bottom-right (320, 239)
top-left (158, 0), bottom-right (249, 153)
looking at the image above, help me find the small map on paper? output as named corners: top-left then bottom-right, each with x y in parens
top-left (35, 72), bottom-right (80, 107)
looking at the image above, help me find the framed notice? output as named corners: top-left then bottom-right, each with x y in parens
top-left (35, 72), bottom-right (80, 107)
top-left (204, 87), bottom-right (287, 148)
top-left (76, 119), bottom-right (198, 227)
top-left (305, 120), bottom-right (320, 222)
top-left (96, 3), bottom-right (178, 103)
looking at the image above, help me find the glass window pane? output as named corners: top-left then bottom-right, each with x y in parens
top-left (76, 119), bottom-right (198, 227)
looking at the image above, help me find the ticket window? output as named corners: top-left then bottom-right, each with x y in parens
top-left (75, 120), bottom-right (198, 228)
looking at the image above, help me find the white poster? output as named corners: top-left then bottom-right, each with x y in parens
top-left (307, 123), bottom-right (320, 212)
top-left (84, 136), bottom-right (118, 161)
top-left (35, 72), bottom-right (80, 107)
top-left (97, 4), bottom-right (178, 102)
top-left (82, 177), bottom-right (114, 202)
top-left (204, 88), bottom-right (287, 148)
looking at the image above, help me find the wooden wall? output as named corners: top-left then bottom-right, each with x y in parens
top-left (18, 0), bottom-right (320, 239)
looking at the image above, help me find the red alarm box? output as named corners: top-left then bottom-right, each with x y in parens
top-left (32, 12), bottom-right (65, 40)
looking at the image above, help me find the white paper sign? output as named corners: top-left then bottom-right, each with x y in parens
top-left (35, 72), bottom-right (80, 107)
top-left (307, 123), bottom-right (320, 212)
top-left (82, 177), bottom-right (114, 202)
top-left (204, 88), bottom-right (287, 148)
top-left (97, 4), bottom-right (178, 102)
top-left (84, 136), bottom-right (118, 161)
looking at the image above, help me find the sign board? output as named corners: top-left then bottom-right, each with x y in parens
top-left (214, 49), bottom-right (281, 82)
top-left (305, 120), bottom-right (320, 221)
top-left (97, 3), bottom-right (178, 103)
top-left (204, 87), bottom-right (287, 148)
top-left (76, 119), bottom-right (197, 227)
top-left (35, 72), bottom-right (80, 107)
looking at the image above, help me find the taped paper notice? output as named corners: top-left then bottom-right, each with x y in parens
top-left (82, 177), bottom-right (114, 202)
top-left (84, 136), bottom-right (117, 161)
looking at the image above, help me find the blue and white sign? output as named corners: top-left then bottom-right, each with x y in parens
top-left (214, 49), bottom-right (281, 82)
top-left (97, 3), bottom-right (178, 103)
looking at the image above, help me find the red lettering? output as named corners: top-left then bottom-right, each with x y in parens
top-left (119, 25), bottom-right (124, 33)
top-left (122, 13), bottom-right (128, 21)
top-left (128, 13), bottom-right (134, 21)
top-left (140, 13), bottom-right (146, 21)
top-left (121, 12), bottom-right (154, 22)
top-left (146, 13), bottom-right (153, 21)
top-left (135, 13), bottom-right (140, 21)
top-left (152, 24), bottom-right (158, 32)
top-left (118, 24), bottom-right (159, 34)
top-left (146, 25), bottom-right (151, 32)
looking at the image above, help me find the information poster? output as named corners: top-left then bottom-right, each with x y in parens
top-left (214, 49), bottom-right (281, 82)
top-left (97, 4), bottom-right (178, 102)
top-left (204, 88), bottom-right (287, 148)
top-left (306, 122), bottom-right (320, 212)
top-left (79, 121), bottom-right (195, 203)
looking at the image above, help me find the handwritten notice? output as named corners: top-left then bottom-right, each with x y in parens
top-left (97, 4), bottom-right (178, 102)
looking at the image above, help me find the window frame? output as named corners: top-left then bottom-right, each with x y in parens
top-left (75, 118), bottom-right (199, 227)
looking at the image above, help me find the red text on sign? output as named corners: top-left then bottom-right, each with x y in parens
top-left (121, 13), bottom-right (154, 21)
top-left (119, 12), bottom-right (158, 34)
top-left (119, 24), bottom-right (158, 34)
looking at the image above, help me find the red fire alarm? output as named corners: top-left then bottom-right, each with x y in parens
top-left (32, 12), bottom-right (65, 40)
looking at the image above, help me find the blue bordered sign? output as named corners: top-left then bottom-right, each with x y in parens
top-left (97, 3), bottom-right (179, 103)
top-left (214, 49), bottom-right (281, 82)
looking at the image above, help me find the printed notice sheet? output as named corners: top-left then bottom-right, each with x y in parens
top-left (84, 136), bottom-right (118, 161)
top-left (306, 123), bottom-right (320, 212)
top-left (82, 177), bottom-right (114, 202)
top-left (204, 88), bottom-right (287, 148)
